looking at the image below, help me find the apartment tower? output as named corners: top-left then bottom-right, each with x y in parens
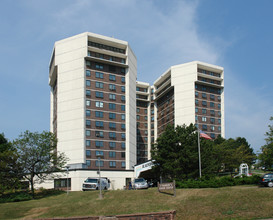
top-left (49, 32), bottom-right (137, 173)
top-left (48, 33), bottom-right (224, 190)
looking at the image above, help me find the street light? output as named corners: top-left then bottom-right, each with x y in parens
top-left (65, 166), bottom-right (70, 196)
top-left (97, 157), bottom-right (103, 199)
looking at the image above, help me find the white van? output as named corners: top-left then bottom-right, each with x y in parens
top-left (82, 177), bottom-right (110, 191)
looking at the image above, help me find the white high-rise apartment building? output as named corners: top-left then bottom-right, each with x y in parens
top-left (48, 32), bottom-right (224, 191)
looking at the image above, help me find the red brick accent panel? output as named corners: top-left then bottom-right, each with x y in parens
top-left (38, 210), bottom-right (176, 220)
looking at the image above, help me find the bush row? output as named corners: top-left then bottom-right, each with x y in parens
top-left (176, 175), bottom-right (261, 188)
top-left (0, 191), bottom-right (32, 203)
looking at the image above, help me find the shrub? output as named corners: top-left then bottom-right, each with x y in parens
top-left (176, 175), bottom-right (260, 189)
top-left (0, 191), bottom-right (32, 203)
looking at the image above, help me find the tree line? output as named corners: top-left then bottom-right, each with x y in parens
top-left (151, 117), bottom-right (273, 181)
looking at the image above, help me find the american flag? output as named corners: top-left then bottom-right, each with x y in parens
top-left (199, 130), bottom-right (212, 140)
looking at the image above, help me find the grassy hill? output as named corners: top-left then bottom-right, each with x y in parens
top-left (0, 186), bottom-right (273, 219)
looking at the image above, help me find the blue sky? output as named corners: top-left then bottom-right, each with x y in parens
top-left (0, 0), bottom-right (272, 153)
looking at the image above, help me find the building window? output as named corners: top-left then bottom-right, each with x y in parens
top-left (137, 108), bottom-right (140, 113)
top-left (95, 101), bottom-right (103, 108)
top-left (95, 63), bottom-right (104, 70)
top-left (210, 94), bottom-right (215, 100)
top-left (95, 141), bottom-right (103, 147)
top-left (202, 125), bottom-right (207, 130)
top-left (95, 160), bottom-right (104, 167)
top-left (121, 162), bottom-right (126, 168)
top-left (109, 132), bottom-right (116, 139)
top-left (218, 104), bottom-right (221, 109)
top-left (210, 102), bottom-right (215, 107)
top-left (218, 96), bottom-right (221, 101)
top-left (121, 96), bottom-right (125, 101)
top-left (86, 140), bottom-right (91, 147)
top-left (202, 101), bottom-right (207, 106)
top-left (211, 118), bottom-right (215, 124)
top-left (95, 131), bottom-right (104, 137)
top-left (86, 120), bottom-right (91, 126)
top-left (86, 70), bottom-right (91, 77)
top-left (121, 124), bottom-right (125, 130)
top-left (109, 94), bottom-right (116, 100)
top-left (121, 105), bottom-right (125, 111)
top-left (109, 113), bottom-right (116, 119)
top-left (121, 86), bottom-right (125, 92)
top-left (218, 119), bottom-right (221, 124)
top-left (121, 67), bottom-right (125, 74)
top-left (86, 110), bottom-right (91, 117)
top-left (109, 84), bottom-right (116, 91)
top-left (109, 142), bottom-right (116, 148)
top-left (96, 151), bottom-right (104, 157)
top-left (109, 151), bottom-right (116, 158)
top-left (86, 130), bottom-right (91, 137)
top-left (195, 91), bottom-right (198, 97)
top-left (121, 152), bottom-right (125, 158)
top-left (195, 99), bottom-right (199, 105)
top-left (121, 143), bottom-right (125, 149)
top-left (137, 115), bottom-right (140, 120)
top-left (96, 91), bottom-right (104, 98)
top-left (218, 126), bottom-right (221, 131)
top-left (109, 122), bottom-right (116, 129)
top-left (121, 77), bottom-right (125, 83)
top-left (109, 74), bottom-right (116, 81)
top-left (202, 93), bottom-right (207, 98)
top-left (211, 126), bottom-right (215, 131)
top-left (109, 161), bottom-right (116, 168)
top-left (151, 116), bottom-right (154, 122)
top-left (95, 111), bottom-right (103, 118)
top-left (218, 111), bottom-right (221, 116)
top-left (121, 114), bottom-right (125, 120)
top-left (202, 117), bottom-right (207, 122)
top-left (211, 133), bottom-right (215, 139)
top-left (86, 80), bottom-right (91, 87)
top-left (144, 116), bottom-right (147, 121)
top-left (95, 82), bottom-right (104, 89)
top-left (86, 160), bottom-right (91, 167)
top-left (121, 133), bottom-right (125, 140)
top-left (95, 121), bottom-right (104, 128)
top-left (86, 90), bottom-right (91, 97)
top-left (109, 103), bottom-right (116, 110)
top-left (86, 100), bottom-right (91, 106)
top-left (86, 150), bottom-right (91, 157)
top-left (96, 72), bottom-right (104, 79)
top-left (202, 109), bottom-right (207, 114)
top-left (211, 110), bottom-right (215, 115)
top-left (195, 116), bottom-right (198, 121)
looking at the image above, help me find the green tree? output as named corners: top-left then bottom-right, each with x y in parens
top-left (214, 137), bottom-right (256, 174)
top-left (0, 133), bottom-right (22, 194)
top-left (13, 131), bottom-right (67, 197)
top-left (151, 124), bottom-right (217, 180)
top-left (259, 117), bottom-right (273, 170)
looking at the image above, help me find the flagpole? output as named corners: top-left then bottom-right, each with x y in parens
top-left (197, 128), bottom-right (202, 178)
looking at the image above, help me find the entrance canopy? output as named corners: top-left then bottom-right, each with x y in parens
top-left (134, 160), bottom-right (154, 178)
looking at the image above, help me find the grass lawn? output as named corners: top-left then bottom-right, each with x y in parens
top-left (0, 186), bottom-right (273, 219)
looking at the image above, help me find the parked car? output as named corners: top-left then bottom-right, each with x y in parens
top-left (133, 178), bottom-right (149, 189)
top-left (82, 177), bottom-right (110, 191)
top-left (260, 173), bottom-right (273, 187)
